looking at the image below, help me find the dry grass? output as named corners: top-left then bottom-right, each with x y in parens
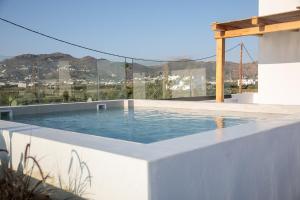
top-left (0, 144), bottom-right (91, 200)
top-left (0, 144), bottom-right (52, 200)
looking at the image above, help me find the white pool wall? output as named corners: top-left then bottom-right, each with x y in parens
top-left (0, 100), bottom-right (150, 200)
top-left (0, 100), bottom-right (124, 116)
top-left (1, 100), bottom-right (300, 200)
top-left (149, 121), bottom-right (300, 200)
top-left (0, 127), bottom-right (149, 200)
top-left (131, 99), bottom-right (300, 114)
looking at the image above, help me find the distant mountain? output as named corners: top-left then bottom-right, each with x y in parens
top-left (0, 53), bottom-right (257, 83)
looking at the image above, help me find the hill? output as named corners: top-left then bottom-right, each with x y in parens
top-left (0, 53), bottom-right (257, 82)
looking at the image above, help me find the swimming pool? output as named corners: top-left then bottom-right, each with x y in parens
top-left (1, 100), bottom-right (299, 200)
top-left (10, 108), bottom-right (255, 143)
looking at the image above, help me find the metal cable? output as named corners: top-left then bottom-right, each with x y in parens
top-left (0, 17), bottom-right (241, 63)
top-left (242, 44), bottom-right (255, 62)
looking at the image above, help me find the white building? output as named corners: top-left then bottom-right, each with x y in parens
top-left (213, 0), bottom-right (300, 105)
top-left (255, 0), bottom-right (300, 105)
top-left (17, 82), bottom-right (26, 88)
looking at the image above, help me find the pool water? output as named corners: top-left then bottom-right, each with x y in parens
top-left (11, 108), bottom-right (255, 143)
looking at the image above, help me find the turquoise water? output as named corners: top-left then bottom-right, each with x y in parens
top-left (11, 108), bottom-right (254, 143)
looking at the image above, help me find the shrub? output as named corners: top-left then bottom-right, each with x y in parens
top-left (0, 144), bottom-right (52, 200)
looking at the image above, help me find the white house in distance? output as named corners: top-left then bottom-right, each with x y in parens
top-left (213, 0), bottom-right (300, 105)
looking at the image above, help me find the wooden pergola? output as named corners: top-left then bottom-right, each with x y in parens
top-left (212, 9), bottom-right (300, 102)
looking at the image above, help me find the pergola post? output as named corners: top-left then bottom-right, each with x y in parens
top-left (216, 38), bottom-right (225, 103)
top-left (212, 9), bottom-right (300, 103)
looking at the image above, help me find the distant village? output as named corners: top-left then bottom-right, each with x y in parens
top-left (0, 61), bottom-right (258, 92)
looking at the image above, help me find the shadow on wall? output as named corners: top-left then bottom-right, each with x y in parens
top-left (0, 132), bottom-right (9, 169)
top-left (259, 32), bottom-right (300, 64)
top-left (0, 132), bottom-right (54, 199)
top-left (0, 129), bottom-right (92, 200)
top-left (57, 149), bottom-right (92, 199)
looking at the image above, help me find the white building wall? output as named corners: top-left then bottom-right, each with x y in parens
top-left (257, 0), bottom-right (300, 105)
top-left (149, 121), bottom-right (300, 200)
top-left (259, 0), bottom-right (300, 15)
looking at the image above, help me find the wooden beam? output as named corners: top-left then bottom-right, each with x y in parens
top-left (212, 22), bottom-right (243, 31)
top-left (216, 38), bottom-right (225, 103)
top-left (251, 16), bottom-right (274, 26)
top-left (212, 22), bottom-right (227, 31)
top-left (255, 33), bottom-right (264, 37)
top-left (252, 16), bottom-right (279, 26)
top-left (251, 16), bottom-right (262, 26)
top-left (215, 20), bottom-right (300, 39)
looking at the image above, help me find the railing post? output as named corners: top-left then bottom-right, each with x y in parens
top-left (163, 63), bottom-right (169, 99)
top-left (216, 38), bottom-right (225, 103)
top-left (96, 61), bottom-right (100, 100)
top-left (239, 42), bottom-right (243, 93)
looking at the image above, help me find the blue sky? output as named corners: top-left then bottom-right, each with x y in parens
top-left (0, 0), bottom-right (258, 62)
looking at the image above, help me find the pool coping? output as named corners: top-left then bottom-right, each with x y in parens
top-left (1, 99), bottom-right (300, 162)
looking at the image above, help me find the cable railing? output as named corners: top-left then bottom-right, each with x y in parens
top-left (0, 18), bottom-right (257, 106)
top-left (0, 51), bottom-right (257, 106)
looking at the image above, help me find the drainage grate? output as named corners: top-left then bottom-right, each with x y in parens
top-left (0, 110), bottom-right (13, 120)
top-left (97, 104), bottom-right (107, 111)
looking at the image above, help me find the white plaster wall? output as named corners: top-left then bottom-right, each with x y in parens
top-left (257, 61), bottom-right (300, 105)
top-left (0, 131), bottom-right (149, 200)
top-left (149, 121), bottom-right (300, 200)
top-left (230, 93), bottom-right (257, 104)
top-left (257, 0), bottom-right (300, 105)
top-left (259, 0), bottom-right (300, 15)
